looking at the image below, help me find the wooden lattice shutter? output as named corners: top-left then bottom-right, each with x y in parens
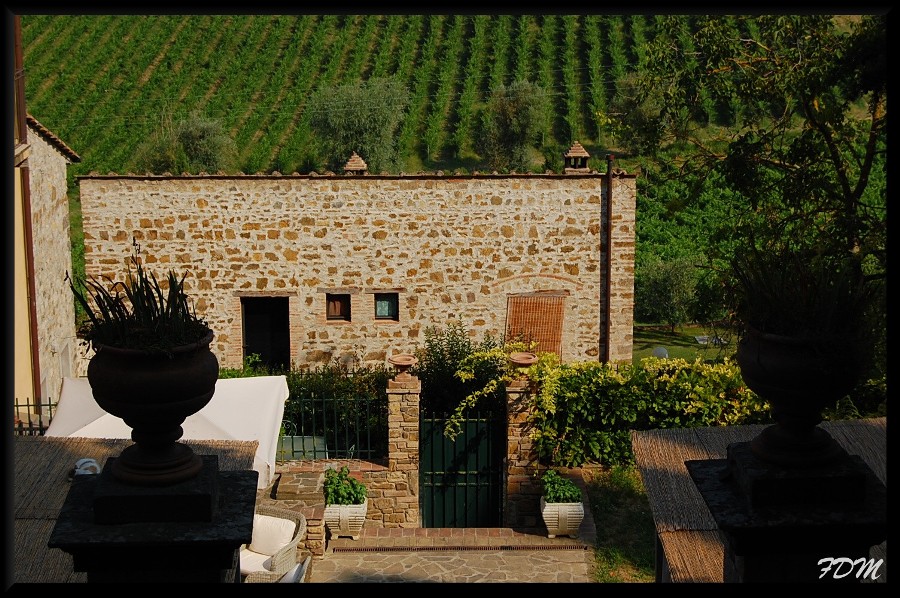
top-left (505, 292), bottom-right (567, 356)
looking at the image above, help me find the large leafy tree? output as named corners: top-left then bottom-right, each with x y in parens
top-left (621, 14), bottom-right (887, 379)
top-left (307, 77), bottom-right (410, 174)
top-left (475, 80), bottom-right (551, 172)
top-left (621, 15), bottom-right (886, 266)
top-left (134, 110), bottom-right (236, 174)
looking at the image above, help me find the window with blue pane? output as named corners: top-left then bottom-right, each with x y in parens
top-left (374, 293), bottom-right (399, 321)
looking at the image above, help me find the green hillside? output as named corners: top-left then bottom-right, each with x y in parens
top-left (20, 14), bottom-right (887, 395)
top-left (20, 14), bottom-right (750, 182)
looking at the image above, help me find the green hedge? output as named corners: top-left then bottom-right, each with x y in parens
top-left (528, 355), bottom-right (772, 467)
top-left (222, 346), bottom-right (886, 468)
top-left (413, 326), bottom-right (776, 468)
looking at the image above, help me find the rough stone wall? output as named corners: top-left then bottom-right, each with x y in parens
top-left (504, 379), bottom-right (542, 528)
top-left (27, 126), bottom-right (77, 402)
top-left (606, 173), bottom-right (637, 362)
top-left (78, 173), bottom-right (635, 369)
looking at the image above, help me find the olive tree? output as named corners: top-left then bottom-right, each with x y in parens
top-left (307, 77), bottom-right (410, 174)
top-left (475, 80), bottom-right (550, 172)
top-left (134, 110), bottom-right (236, 174)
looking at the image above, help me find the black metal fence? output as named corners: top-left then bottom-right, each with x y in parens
top-left (12, 367), bottom-right (392, 461)
top-left (280, 366), bottom-right (391, 461)
top-left (13, 397), bottom-right (55, 436)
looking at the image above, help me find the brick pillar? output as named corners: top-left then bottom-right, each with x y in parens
top-left (386, 371), bottom-right (421, 527)
top-left (504, 377), bottom-right (542, 528)
top-left (303, 509), bottom-right (326, 557)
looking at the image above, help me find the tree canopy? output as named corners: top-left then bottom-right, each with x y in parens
top-left (475, 80), bottom-right (551, 172)
top-left (619, 15), bottom-right (886, 269)
top-left (307, 77), bottom-right (410, 174)
top-left (619, 14), bottom-right (886, 378)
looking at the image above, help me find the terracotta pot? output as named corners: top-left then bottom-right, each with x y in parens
top-left (388, 353), bottom-right (418, 379)
top-left (736, 327), bottom-right (860, 467)
top-left (87, 330), bottom-right (219, 485)
top-left (509, 351), bottom-right (538, 367)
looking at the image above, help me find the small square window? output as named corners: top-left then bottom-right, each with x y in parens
top-left (374, 293), bottom-right (399, 321)
top-left (326, 294), bottom-right (351, 321)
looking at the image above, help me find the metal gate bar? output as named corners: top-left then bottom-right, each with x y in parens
top-left (420, 410), bottom-right (503, 528)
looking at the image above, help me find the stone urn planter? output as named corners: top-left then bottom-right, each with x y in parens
top-left (540, 497), bottom-right (585, 539)
top-left (87, 331), bottom-right (219, 485)
top-left (69, 243), bottom-right (218, 486)
top-left (735, 326), bottom-right (858, 467)
top-left (324, 498), bottom-right (369, 541)
top-left (728, 244), bottom-right (873, 468)
top-left (539, 469), bottom-right (584, 539)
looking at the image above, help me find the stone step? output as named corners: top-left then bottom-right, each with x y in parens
top-left (274, 472), bottom-right (324, 502)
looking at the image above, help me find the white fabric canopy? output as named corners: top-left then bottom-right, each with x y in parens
top-left (45, 375), bottom-right (289, 489)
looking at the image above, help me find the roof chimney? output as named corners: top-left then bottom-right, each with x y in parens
top-left (563, 141), bottom-right (590, 174)
top-left (343, 152), bottom-right (368, 175)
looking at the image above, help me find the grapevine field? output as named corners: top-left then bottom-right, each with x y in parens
top-left (21, 14), bottom-right (757, 182)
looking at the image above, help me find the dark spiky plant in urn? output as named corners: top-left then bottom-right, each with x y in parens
top-left (728, 241), bottom-right (875, 468)
top-left (68, 239), bottom-right (218, 486)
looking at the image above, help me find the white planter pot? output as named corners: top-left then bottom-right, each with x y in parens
top-left (540, 497), bottom-right (584, 539)
top-left (324, 498), bottom-right (368, 540)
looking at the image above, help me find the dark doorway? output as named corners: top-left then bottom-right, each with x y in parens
top-left (241, 296), bottom-right (291, 370)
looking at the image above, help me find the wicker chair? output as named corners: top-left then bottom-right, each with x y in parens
top-left (240, 504), bottom-right (307, 583)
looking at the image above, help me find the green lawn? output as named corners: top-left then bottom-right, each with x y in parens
top-left (632, 323), bottom-right (735, 363)
top-left (586, 466), bottom-right (656, 583)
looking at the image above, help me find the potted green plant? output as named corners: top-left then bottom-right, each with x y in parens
top-left (67, 240), bottom-right (218, 486)
top-left (727, 242), bottom-right (875, 467)
top-left (539, 469), bottom-right (584, 539)
top-left (322, 465), bottom-right (368, 540)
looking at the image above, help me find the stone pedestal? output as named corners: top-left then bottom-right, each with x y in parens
top-left (386, 370), bottom-right (421, 527)
top-left (48, 456), bottom-right (257, 583)
top-left (504, 377), bottom-right (541, 528)
top-left (686, 442), bottom-right (886, 583)
top-left (91, 455), bottom-right (221, 524)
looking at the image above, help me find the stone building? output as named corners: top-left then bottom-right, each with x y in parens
top-left (16, 114), bottom-right (81, 406)
top-left (76, 153), bottom-right (635, 373)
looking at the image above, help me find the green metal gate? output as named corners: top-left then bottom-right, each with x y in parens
top-left (419, 409), bottom-right (504, 528)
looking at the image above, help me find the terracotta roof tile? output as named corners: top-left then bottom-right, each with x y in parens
top-left (25, 114), bottom-right (81, 163)
top-left (344, 152), bottom-right (367, 173)
top-left (564, 141), bottom-right (590, 159)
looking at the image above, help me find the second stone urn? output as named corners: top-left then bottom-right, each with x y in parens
top-left (388, 353), bottom-right (418, 378)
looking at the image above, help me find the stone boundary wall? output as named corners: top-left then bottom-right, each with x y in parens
top-left (77, 173), bottom-right (635, 373)
top-left (274, 374), bottom-right (421, 534)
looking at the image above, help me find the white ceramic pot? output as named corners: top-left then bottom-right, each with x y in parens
top-left (324, 498), bottom-right (368, 540)
top-left (540, 497), bottom-right (584, 539)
